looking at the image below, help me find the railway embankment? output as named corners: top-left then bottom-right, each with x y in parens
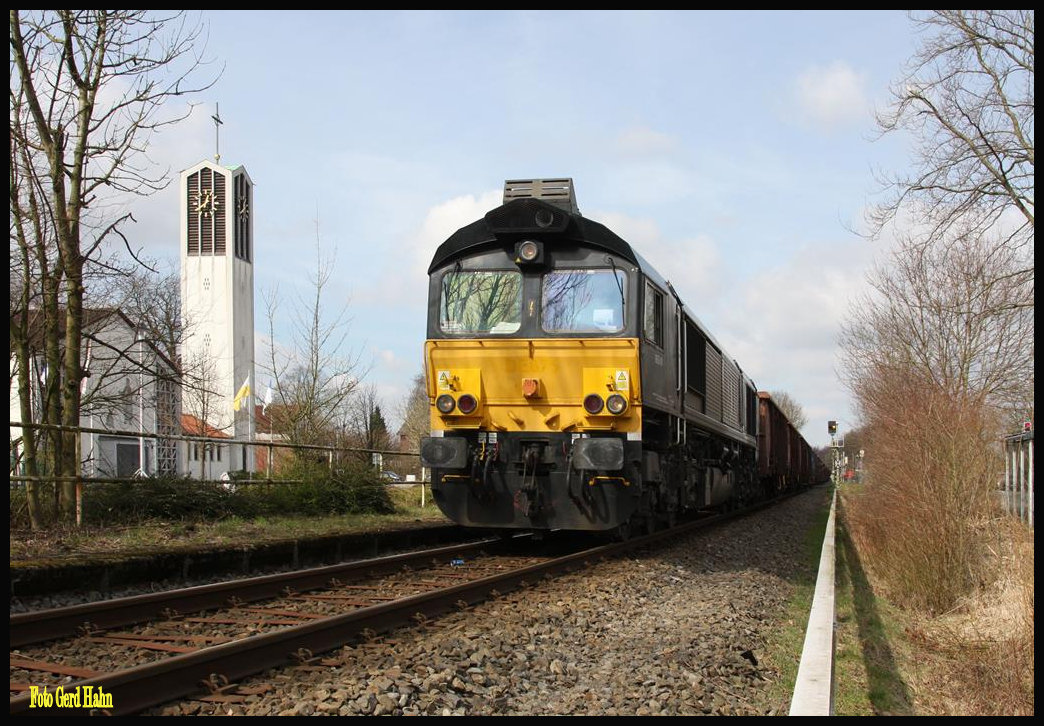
top-left (10, 517), bottom-right (461, 605)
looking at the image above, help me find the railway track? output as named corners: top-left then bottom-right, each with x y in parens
top-left (10, 507), bottom-right (756, 716)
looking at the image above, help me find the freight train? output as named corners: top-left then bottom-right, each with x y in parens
top-left (419, 179), bottom-right (827, 537)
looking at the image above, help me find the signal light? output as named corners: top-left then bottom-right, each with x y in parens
top-left (606, 394), bottom-right (628, 415)
top-left (457, 394), bottom-right (478, 415)
top-left (583, 394), bottom-right (604, 415)
top-left (828, 420), bottom-right (837, 435)
top-left (436, 394), bottom-right (456, 414)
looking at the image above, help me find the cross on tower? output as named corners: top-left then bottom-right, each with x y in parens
top-left (212, 103), bottom-right (223, 163)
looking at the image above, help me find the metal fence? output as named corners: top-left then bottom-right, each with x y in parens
top-left (10, 420), bottom-right (419, 481)
top-left (1002, 430), bottom-right (1033, 529)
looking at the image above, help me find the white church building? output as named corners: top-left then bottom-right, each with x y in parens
top-left (9, 156), bottom-right (258, 482)
top-left (179, 158), bottom-right (257, 478)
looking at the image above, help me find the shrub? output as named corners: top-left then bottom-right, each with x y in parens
top-left (82, 475), bottom-right (238, 525)
top-left (9, 458), bottom-right (398, 528)
top-left (845, 380), bottom-right (1003, 613)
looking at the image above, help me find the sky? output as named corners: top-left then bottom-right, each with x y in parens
top-left (121, 10), bottom-right (925, 449)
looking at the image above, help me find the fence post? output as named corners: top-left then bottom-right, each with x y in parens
top-left (1002, 431), bottom-right (1034, 529)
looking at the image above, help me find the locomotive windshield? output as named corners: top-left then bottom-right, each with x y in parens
top-left (439, 270), bottom-right (522, 334)
top-left (542, 269), bottom-right (627, 333)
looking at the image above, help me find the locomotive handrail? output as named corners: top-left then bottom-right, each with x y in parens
top-left (789, 487), bottom-right (837, 716)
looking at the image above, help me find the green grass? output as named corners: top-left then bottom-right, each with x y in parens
top-left (832, 492), bottom-right (914, 715)
top-left (759, 486), bottom-right (917, 715)
top-left (759, 489), bottom-right (833, 714)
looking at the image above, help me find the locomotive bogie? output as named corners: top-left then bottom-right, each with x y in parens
top-left (423, 429), bottom-right (643, 531)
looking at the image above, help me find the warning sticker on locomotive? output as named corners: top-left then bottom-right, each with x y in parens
top-left (615, 370), bottom-right (630, 391)
top-left (437, 370), bottom-right (452, 390)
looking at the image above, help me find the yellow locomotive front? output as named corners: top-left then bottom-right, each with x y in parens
top-left (420, 180), bottom-right (644, 531)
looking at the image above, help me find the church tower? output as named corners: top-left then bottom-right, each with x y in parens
top-left (179, 159), bottom-right (255, 472)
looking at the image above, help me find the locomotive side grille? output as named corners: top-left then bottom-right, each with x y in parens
top-left (722, 359), bottom-right (740, 427)
top-left (705, 342), bottom-right (723, 421)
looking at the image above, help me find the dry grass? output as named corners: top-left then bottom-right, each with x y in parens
top-left (842, 482), bottom-right (1034, 715)
top-left (902, 519), bottom-right (1034, 715)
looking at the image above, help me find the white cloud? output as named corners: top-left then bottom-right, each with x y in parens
top-left (712, 234), bottom-right (875, 445)
top-left (794, 61), bottom-right (869, 130)
top-left (354, 188), bottom-right (502, 310)
top-left (419, 190), bottom-right (503, 258)
top-left (592, 210), bottom-right (723, 304)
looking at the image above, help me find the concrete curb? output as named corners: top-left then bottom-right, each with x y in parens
top-left (790, 488), bottom-right (836, 716)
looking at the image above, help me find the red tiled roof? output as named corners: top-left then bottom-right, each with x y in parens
top-left (180, 413), bottom-right (232, 438)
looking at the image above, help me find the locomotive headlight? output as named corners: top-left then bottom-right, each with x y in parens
top-left (606, 394), bottom-right (628, 415)
top-left (583, 393), bottom-right (605, 415)
top-left (436, 394), bottom-right (456, 414)
top-left (515, 239), bottom-right (543, 265)
top-left (518, 240), bottom-right (539, 261)
top-left (457, 393), bottom-right (478, 415)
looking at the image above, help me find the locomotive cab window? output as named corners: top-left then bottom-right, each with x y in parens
top-left (439, 270), bottom-right (522, 334)
top-left (644, 283), bottom-right (664, 347)
top-left (542, 269), bottom-right (627, 333)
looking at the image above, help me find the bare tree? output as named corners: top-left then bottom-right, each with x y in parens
top-left (10, 109), bottom-right (62, 527)
top-left (348, 383), bottom-right (391, 454)
top-left (10, 10), bottom-right (216, 523)
top-left (262, 236), bottom-right (363, 448)
top-left (397, 372), bottom-right (429, 447)
top-left (394, 371), bottom-right (429, 479)
top-left (840, 230), bottom-right (1033, 418)
top-left (768, 390), bottom-right (808, 431)
top-left (114, 265), bottom-right (184, 365)
top-left (840, 10), bottom-right (1035, 610)
top-left (871, 10), bottom-right (1033, 262)
top-left (178, 347), bottom-right (225, 481)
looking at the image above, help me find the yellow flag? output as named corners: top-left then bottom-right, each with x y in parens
top-left (233, 375), bottom-right (251, 412)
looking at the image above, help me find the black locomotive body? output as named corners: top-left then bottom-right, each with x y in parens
top-left (419, 179), bottom-right (823, 536)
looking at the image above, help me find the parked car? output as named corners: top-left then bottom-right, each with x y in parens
top-left (381, 471), bottom-right (402, 482)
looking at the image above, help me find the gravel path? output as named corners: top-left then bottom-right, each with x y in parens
top-left (156, 487), bottom-right (830, 716)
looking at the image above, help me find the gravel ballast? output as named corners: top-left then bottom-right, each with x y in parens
top-left (155, 487), bottom-right (830, 716)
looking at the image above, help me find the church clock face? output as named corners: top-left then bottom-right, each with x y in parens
top-left (194, 189), bottom-right (216, 217)
top-left (237, 196), bottom-right (249, 220)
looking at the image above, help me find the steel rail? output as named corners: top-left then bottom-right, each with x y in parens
top-left (10, 513), bottom-right (731, 716)
top-left (10, 538), bottom-right (500, 648)
top-left (11, 495), bottom-right (795, 715)
top-left (9, 545), bottom-right (596, 714)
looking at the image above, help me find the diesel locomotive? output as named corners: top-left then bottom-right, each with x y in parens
top-left (419, 179), bottom-right (825, 536)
